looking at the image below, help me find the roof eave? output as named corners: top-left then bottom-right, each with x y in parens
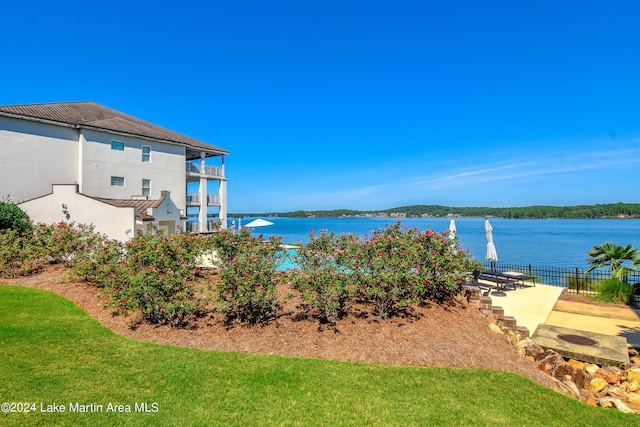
top-left (0, 111), bottom-right (228, 156)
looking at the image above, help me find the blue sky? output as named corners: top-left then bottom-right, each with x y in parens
top-left (2, 1), bottom-right (640, 212)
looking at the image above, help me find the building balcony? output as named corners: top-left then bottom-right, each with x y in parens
top-left (186, 193), bottom-right (221, 207)
top-left (186, 162), bottom-right (223, 179)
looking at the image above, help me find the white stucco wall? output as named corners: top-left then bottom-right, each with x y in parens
top-left (0, 116), bottom-right (78, 203)
top-left (19, 185), bottom-right (135, 242)
top-left (150, 191), bottom-right (181, 222)
top-left (0, 112), bottom-right (224, 227)
top-left (78, 129), bottom-right (187, 213)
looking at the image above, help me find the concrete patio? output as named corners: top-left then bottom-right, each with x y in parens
top-left (482, 281), bottom-right (640, 347)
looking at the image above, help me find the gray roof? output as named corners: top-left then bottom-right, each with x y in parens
top-left (95, 192), bottom-right (187, 222)
top-left (0, 101), bottom-right (227, 156)
top-left (94, 197), bottom-right (159, 221)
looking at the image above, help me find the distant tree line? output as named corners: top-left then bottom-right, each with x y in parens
top-left (231, 203), bottom-right (640, 219)
top-left (387, 203), bottom-right (640, 219)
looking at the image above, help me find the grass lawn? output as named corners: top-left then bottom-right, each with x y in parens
top-left (0, 285), bottom-right (637, 426)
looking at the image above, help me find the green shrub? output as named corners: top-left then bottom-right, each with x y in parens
top-left (0, 228), bottom-right (46, 278)
top-left (593, 279), bottom-right (633, 305)
top-left (33, 222), bottom-right (109, 267)
top-left (343, 223), bottom-right (471, 317)
top-left (213, 230), bottom-right (285, 324)
top-left (291, 222), bottom-right (477, 320)
top-left (65, 238), bottom-right (125, 283)
top-left (290, 231), bottom-right (356, 324)
top-left (209, 228), bottom-right (254, 262)
top-left (107, 267), bottom-right (205, 326)
top-left (100, 228), bottom-right (212, 326)
top-left (565, 272), bottom-right (596, 292)
top-left (0, 200), bottom-right (32, 236)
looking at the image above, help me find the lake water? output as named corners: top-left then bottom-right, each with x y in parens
top-left (237, 217), bottom-right (640, 269)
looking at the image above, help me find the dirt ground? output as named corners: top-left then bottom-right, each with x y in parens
top-left (3, 265), bottom-right (562, 389)
top-left (558, 287), bottom-right (631, 307)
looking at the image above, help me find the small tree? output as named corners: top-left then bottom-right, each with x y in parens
top-left (586, 242), bottom-right (638, 280)
top-left (0, 200), bottom-right (32, 236)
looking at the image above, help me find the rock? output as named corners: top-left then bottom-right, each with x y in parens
top-left (568, 359), bottom-right (587, 370)
top-left (628, 392), bottom-right (640, 405)
top-left (624, 380), bottom-right (639, 392)
top-left (553, 362), bottom-right (591, 390)
top-left (606, 386), bottom-right (629, 401)
top-left (504, 328), bottom-right (519, 345)
top-left (584, 396), bottom-right (598, 407)
top-left (594, 368), bottom-right (621, 385)
top-left (534, 349), bottom-right (560, 362)
top-left (556, 375), bottom-right (580, 399)
top-left (488, 323), bottom-right (503, 334)
top-left (580, 388), bottom-right (598, 401)
top-left (628, 368), bottom-right (640, 383)
top-left (590, 378), bottom-right (609, 393)
top-left (585, 364), bottom-right (600, 375)
top-left (599, 398), bottom-right (613, 409)
top-left (608, 366), bottom-right (623, 376)
top-left (534, 350), bottom-right (565, 374)
top-left (600, 397), bottom-right (635, 414)
top-left (559, 377), bottom-right (581, 398)
top-left (516, 338), bottom-right (543, 359)
top-left (626, 400), bottom-right (640, 413)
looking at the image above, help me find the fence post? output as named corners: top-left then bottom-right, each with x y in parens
top-left (575, 267), bottom-right (580, 295)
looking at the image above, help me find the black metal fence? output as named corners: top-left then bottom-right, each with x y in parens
top-left (481, 262), bottom-right (640, 295)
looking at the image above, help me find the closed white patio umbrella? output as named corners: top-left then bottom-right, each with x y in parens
top-left (448, 219), bottom-right (457, 240)
top-left (485, 217), bottom-right (498, 269)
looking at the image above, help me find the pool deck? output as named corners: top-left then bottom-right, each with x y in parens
top-left (485, 282), bottom-right (640, 347)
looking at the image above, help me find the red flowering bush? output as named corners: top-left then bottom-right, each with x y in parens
top-left (291, 222), bottom-right (478, 319)
top-left (66, 238), bottom-right (124, 284)
top-left (99, 228), bottom-right (214, 326)
top-left (0, 228), bottom-right (47, 278)
top-left (290, 230), bottom-right (357, 324)
top-left (212, 229), bottom-right (285, 324)
top-left (1, 216), bottom-right (479, 327)
top-left (0, 221), bottom-right (108, 278)
top-left (34, 222), bottom-right (111, 267)
top-left (346, 223), bottom-right (474, 317)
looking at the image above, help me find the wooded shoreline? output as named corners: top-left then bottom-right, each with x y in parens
top-left (232, 202), bottom-right (640, 219)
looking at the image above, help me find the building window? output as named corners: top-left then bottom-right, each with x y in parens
top-left (142, 179), bottom-right (151, 196)
top-left (111, 176), bottom-right (125, 187)
top-left (111, 141), bottom-right (125, 151)
top-left (142, 145), bottom-right (151, 163)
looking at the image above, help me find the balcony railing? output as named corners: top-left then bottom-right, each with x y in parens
top-left (186, 193), bottom-right (221, 206)
top-left (186, 162), bottom-right (223, 178)
top-left (186, 193), bottom-right (200, 205)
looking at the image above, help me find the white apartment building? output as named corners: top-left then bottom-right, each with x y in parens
top-left (0, 101), bottom-right (227, 240)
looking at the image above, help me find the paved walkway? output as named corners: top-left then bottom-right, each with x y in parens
top-left (489, 282), bottom-right (640, 347)
top-left (546, 302), bottom-right (640, 347)
top-left (483, 283), bottom-right (563, 335)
